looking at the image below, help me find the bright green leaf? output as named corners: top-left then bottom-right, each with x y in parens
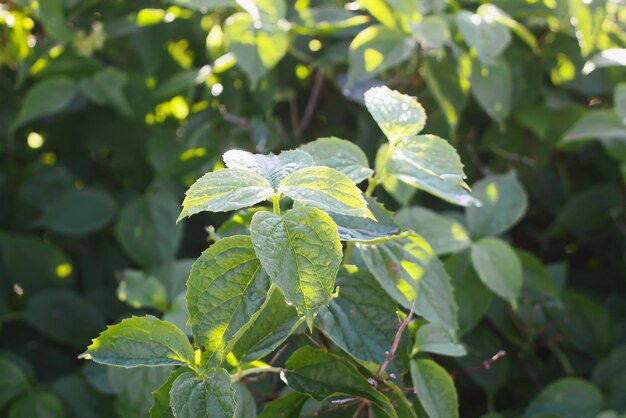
top-left (396, 207), bottom-right (471, 255)
top-left (179, 168), bottom-right (273, 220)
top-left (186, 235), bottom-right (270, 364)
top-left (470, 238), bottom-right (522, 308)
top-left (411, 358), bottom-right (459, 418)
top-left (169, 370), bottom-right (236, 418)
top-left (80, 315), bottom-right (195, 368)
top-left (477, 4), bottom-right (539, 54)
top-left (279, 167), bottom-right (374, 219)
top-left (250, 207), bottom-right (342, 328)
top-left (364, 85), bottom-right (426, 143)
top-left (223, 149), bottom-right (313, 188)
top-left (300, 137), bottom-right (373, 183)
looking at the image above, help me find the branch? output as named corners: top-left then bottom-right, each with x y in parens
top-left (295, 69), bottom-right (325, 142)
top-left (375, 299), bottom-right (416, 381)
top-left (242, 344), bottom-right (289, 383)
top-left (449, 350), bottom-right (507, 378)
top-left (218, 104), bottom-right (252, 135)
top-left (230, 366), bottom-right (283, 383)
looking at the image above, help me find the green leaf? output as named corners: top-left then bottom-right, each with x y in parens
top-left (477, 4), bottom-right (539, 54)
top-left (300, 137), bottom-right (373, 183)
top-left (80, 68), bottom-right (132, 117)
top-left (410, 358), bottom-right (459, 418)
top-left (413, 323), bottom-right (466, 357)
top-left (422, 51), bottom-right (469, 133)
top-left (169, 370), bottom-right (236, 418)
top-left (11, 76), bottom-right (79, 132)
top-left (284, 347), bottom-right (397, 418)
top-left (186, 235), bottom-right (270, 364)
top-left (236, 0), bottom-right (286, 24)
top-left (317, 269), bottom-right (410, 374)
top-left (456, 10), bottom-right (511, 62)
top-left (615, 83), bottom-right (626, 124)
top-left (357, 234), bottom-right (458, 332)
top-left (0, 357), bottom-right (30, 409)
top-left (561, 110), bottom-right (626, 146)
top-left (232, 287), bottom-right (301, 362)
top-left (250, 207), bottom-right (342, 328)
top-left (117, 270), bottom-right (169, 311)
top-left (223, 149), bottom-right (313, 188)
top-left (396, 207), bottom-right (471, 255)
top-left (51, 373), bottom-right (116, 418)
top-left (224, 12), bottom-right (289, 86)
top-left (233, 382), bottom-right (256, 418)
top-left (465, 171), bottom-right (528, 238)
top-left (386, 135), bottom-right (480, 207)
top-left (582, 48), bottom-right (626, 74)
top-left (470, 238), bottom-right (522, 308)
top-left (179, 168), bottom-right (273, 220)
top-left (348, 25), bottom-right (415, 86)
top-left (80, 315), bottom-right (195, 368)
top-left (364, 85), bottom-right (426, 143)
top-left (116, 189), bottom-right (183, 268)
top-left (357, 0), bottom-right (399, 29)
top-left (38, 188), bottom-right (117, 237)
top-left (279, 167), bottom-right (374, 219)
top-left (517, 250), bottom-right (560, 303)
top-left (257, 392), bottom-right (308, 418)
top-left (8, 391), bottom-right (64, 418)
top-left (469, 57), bottom-right (512, 125)
top-left (330, 197), bottom-right (402, 244)
top-left (108, 367), bottom-right (173, 418)
top-left (568, 0), bottom-right (605, 58)
top-left (25, 289), bottom-right (104, 347)
top-left (592, 346), bottom-right (626, 412)
top-left (409, 16), bottom-right (450, 51)
top-left (444, 253), bottom-right (493, 335)
top-left (150, 368), bottom-right (189, 418)
top-left (524, 378), bottom-right (604, 418)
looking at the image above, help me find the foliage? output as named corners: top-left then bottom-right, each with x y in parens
top-left (0, 0), bottom-right (625, 417)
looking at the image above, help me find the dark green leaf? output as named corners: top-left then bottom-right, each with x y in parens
top-left (411, 358), bottom-right (459, 418)
top-left (8, 391), bottom-right (64, 418)
top-left (0, 357), bottom-right (30, 409)
top-left (150, 367), bottom-right (189, 418)
top-left (469, 57), bottom-right (512, 125)
top-left (524, 378), bottom-right (604, 418)
top-left (257, 392), bottom-right (308, 418)
top-left (330, 197), bottom-right (402, 244)
top-left (592, 346), bottom-right (626, 412)
top-left (169, 370), bottom-right (236, 418)
top-left (413, 323), bottom-right (466, 357)
top-left (117, 270), bottom-right (169, 311)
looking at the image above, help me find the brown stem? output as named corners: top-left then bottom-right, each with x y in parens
top-left (296, 69), bottom-right (325, 141)
top-left (375, 300), bottom-right (416, 381)
top-left (450, 350), bottom-right (507, 378)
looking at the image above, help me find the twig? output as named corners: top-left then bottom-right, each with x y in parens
top-left (450, 350), bottom-right (507, 378)
top-left (375, 300), bottom-right (416, 381)
top-left (295, 69), bottom-right (325, 142)
top-left (317, 330), bottom-right (331, 349)
top-left (303, 331), bottom-right (325, 349)
top-left (352, 400), bottom-right (370, 418)
top-left (218, 104), bottom-right (252, 135)
top-left (289, 95), bottom-right (301, 144)
top-left (230, 366), bottom-right (283, 383)
top-left (243, 344), bottom-right (290, 383)
top-left (489, 144), bottom-right (536, 166)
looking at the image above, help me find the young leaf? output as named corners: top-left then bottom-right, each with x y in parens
top-left (279, 167), bottom-right (374, 219)
top-left (169, 370), bottom-right (236, 418)
top-left (317, 269), bottom-right (410, 374)
top-left (386, 135), bottom-right (480, 207)
top-left (300, 137), bottom-right (373, 183)
top-left (456, 10), bottom-right (511, 62)
top-left (465, 171), bottom-right (528, 238)
top-left (410, 358), bottom-right (459, 418)
top-left (470, 238), bottom-right (522, 308)
top-left (358, 234), bottom-right (458, 332)
top-left (396, 207), bottom-right (471, 255)
top-left (223, 149), bottom-right (313, 188)
top-left (186, 235), bottom-right (270, 364)
top-left (413, 323), bottom-right (467, 358)
top-left (178, 169), bottom-right (273, 220)
top-left (250, 207), bottom-right (342, 328)
top-left (364, 85), bottom-right (426, 143)
top-left (284, 347), bottom-right (397, 418)
top-left (348, 25), bottom-right (415, 87)
top-left (80, 315), bottom-right (195, 368)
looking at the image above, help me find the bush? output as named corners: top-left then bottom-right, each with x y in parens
top-left (0, 1), bottom-right (625, 417)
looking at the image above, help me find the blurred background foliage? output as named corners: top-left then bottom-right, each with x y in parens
top-left (0, 0), bottom-right (625, 417)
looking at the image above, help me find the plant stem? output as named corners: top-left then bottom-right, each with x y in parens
top-left (272, 195), bottom-right (281, 215)
top-left (230, 366), bottom-right (284, 383)
top-left (343, 242), bottom-right (354, 264)
top-left (365, 141), bottom-right (396, 198)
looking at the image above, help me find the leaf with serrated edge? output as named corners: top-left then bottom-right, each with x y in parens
top-left (284, 347), bottom-right (397, 418)
top-left (250, 207), bottom-right (342, 329)
top-left (300, 137), bottom-right (373, 183)
top-left (357, 234), bottom-right (458, 332)
top-left (169, 370), bottom-right (236, 418)
top-left (178, 169), bottom-right (273, 220)
top-left (387, 135), bottom-right (480, 207)
top-left (364, 86), bottom-right (427, 143)
top-left (330, 197), bottom-right (402, 243)
top-left (279, 167), bottom-right (374, 219)
top-left (80, 315), bottom-right (194, 368)
top-left (186, 235), bottom-right (270, 365)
